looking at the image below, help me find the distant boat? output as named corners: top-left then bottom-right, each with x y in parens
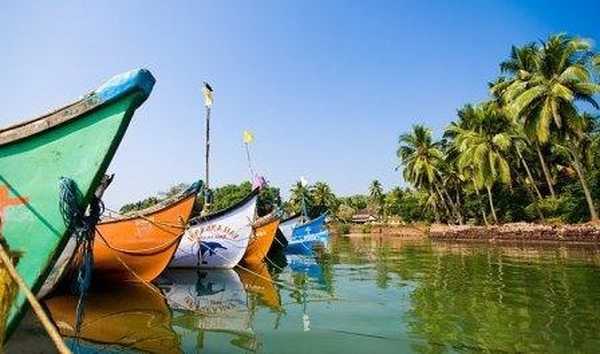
top-left (92, 181), bottom-right (202, 282)
top-left (45, 282), bottom-right (179, 354)
top-left (169, 189), bottom-right (258, 268)
top-left (0, 68), bottom-right (155, 336)
top-left (286, 213), bottom-right (329, 254)
top-left (279, 213), bottom-right (302, 242)
top-left (243, 212), bottom-right (279, 265)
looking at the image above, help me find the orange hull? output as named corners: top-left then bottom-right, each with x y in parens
top-left (243, 217), bottom-right (279, 265)
top-left (93, 193), bottom-right (196, 282)
top-left (45, 283), bottom-right (180, 353)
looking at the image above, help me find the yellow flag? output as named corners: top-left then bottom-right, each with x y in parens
top-left (243, 130), bottom-right (254, 144)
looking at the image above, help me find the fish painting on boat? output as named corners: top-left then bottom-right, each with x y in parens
top-left (169, 189), bottom-right (258, 268)
top-left (0, 68), bottom-right (155, 336)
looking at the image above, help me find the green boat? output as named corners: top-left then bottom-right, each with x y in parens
top-left (0, 68), bottom-right (155, 337)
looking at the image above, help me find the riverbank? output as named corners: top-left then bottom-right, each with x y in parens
top-left (429, 222), bottom-right (600, 244)
top-left (331, 222), bottom-right (600, 244)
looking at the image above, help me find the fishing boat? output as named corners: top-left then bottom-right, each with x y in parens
top-left (286, 213), bottom-right (330, 254)
top-left (169, 189), bottom-right (258, 268)
top-left (45, 283), bottom-right (179, 353)
top-left (158, 269), bottom-right (257, 352)
top-left (0, 68), bottom-right (155, 336)
top-left (242, 212), bottom-right (279, 265)
top-left (278, 213), bottom-right (302, 242)
top-left (92, 181), bottom-right (202, 282)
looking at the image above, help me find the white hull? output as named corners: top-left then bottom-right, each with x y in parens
top-left (279, 215), bottom-right (302, 242)
top-left (169, 194), bottom-right (257, 269)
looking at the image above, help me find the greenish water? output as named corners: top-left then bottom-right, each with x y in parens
top-left (8, 235), bottom-right (600, 353)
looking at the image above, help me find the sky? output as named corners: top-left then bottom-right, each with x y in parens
top-left (2, 0), bottom-right (599, 208)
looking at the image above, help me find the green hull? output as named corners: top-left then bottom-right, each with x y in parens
top-left (0, 69), bottom-right (155, 337)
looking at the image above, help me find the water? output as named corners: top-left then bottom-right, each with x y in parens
top-left (8, 235), bottom-right (600, 353)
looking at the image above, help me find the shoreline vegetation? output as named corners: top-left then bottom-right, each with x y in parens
top-left (118, 33), bottom-right (600, 244)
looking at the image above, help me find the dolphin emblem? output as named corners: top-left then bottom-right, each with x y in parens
top-left (198, 241), bottom-right (228, 264)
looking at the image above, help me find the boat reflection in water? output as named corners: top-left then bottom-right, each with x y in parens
top-left (45, 283), bottom-right (180, 353)
top-left (157, 266), bottom-right (282, 353)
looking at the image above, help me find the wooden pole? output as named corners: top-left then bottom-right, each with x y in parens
top-left (0, 237), bottom-right (71, 353)
top-left (201, 83), bottom-right (213, 216)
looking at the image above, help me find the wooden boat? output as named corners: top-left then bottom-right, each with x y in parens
top-left (279, 214), bottom-right (302, 242)
top-left (45, 282), bottom-right (179, 353)
top-left (92, 181), bottom-right (202, 282)
top-left (0, 68), bottom-right (154, 336)
top-left (242, 212), bottom-right (279, 265)
top-left (286, 213), bottom-right (329, 254)
top-left (169, 189), bottom-right (258, 268)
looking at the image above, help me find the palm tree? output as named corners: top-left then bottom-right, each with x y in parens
top-left (501, 34), bottom-right (600, 220)
top-left (449, 103), bottom-right (512, 223)
top-left (289, 181), bottom-right (312, 217)
top-left (311, 181), bottom-right (337, 215)
top-left (397, 125), bottom-right (446, 222)
top-left (492, 43), bottom-right (557, 197)
top-left (368, 180), bottom-right (385, 219)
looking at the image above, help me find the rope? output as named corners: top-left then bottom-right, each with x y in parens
top-left (104, 207), bottom-right (186, 232)
top-left (58, 177), bottom-right (103, 338)
top-left (0, 228), bottom-right (71, 353)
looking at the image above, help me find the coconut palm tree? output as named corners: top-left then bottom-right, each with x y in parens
top-left (289, 181), bottom-right (312, 217)
top-left (492, 43), bottom-right (557, 197)
top-left (311, 181), bottom-right (337, 215)
top-left (449, 103), bottom-right (512, 223)
top-left (368, 180), bottom-right (385, 218)
top-left (397, 125), bottom-right (446, 221)
top-left (502, 34), bottom-right (600, 220)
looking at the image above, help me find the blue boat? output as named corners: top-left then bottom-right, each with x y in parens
top-left (286, 213), bottom-right (329, 254)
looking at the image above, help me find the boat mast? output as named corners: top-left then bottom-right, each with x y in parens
top-left (202, 82), bottom-right (214, 215)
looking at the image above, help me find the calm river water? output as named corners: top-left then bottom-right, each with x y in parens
top-left (7, 234), bottom-right (600, 353)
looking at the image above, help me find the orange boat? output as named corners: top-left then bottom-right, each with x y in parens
top-left (93, 182), bottom-right (201, 282)
top-left (45, 283), bottom-right (180, 353)
top-left (243, 213), bottom-right (279, 265)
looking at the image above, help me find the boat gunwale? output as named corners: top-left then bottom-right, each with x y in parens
top-left (99, 185), bottom-right (200, 225)
top-left (189, 188), bottom-right (259, 225)
top-left (0, 69), bottom-right (153, 147)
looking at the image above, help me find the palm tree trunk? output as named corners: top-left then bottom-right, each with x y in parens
top-left (535, 143), bottom-right (556, 198)
top-left (516, 145), bottom-right (543, 200)
top-left (486, 185), bottom-right (498, 224)
top-left (442, 187), bottom-right (463, 225)
top-left (569, 147), bottom-right (598, 221)
top-left (433, 185), bottom-right (453, 224)
top-left (474, 186), bottom-right (489, 226)
top-left (514, 168), bottom-right (545, 221)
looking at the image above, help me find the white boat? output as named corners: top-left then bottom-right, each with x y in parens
top-left (278, 214), bottom-right (303, 242)
top-left (169, 190), bottom-right (258, 268)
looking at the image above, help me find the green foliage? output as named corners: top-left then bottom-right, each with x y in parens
top-left (336, 223), bottom-right (351, 235)
top-left (119, 182), bottom-right (191, 214)
top-left (336, 204), bottom-right (356, 223)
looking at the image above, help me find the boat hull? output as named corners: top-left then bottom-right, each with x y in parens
top-left (286, 213), bottom-right (329, 254)
top-left (169, 193), bottom-right (257, 269)
top-left (0, 69), bottom-right (154, 335)
top-left (243, 217), bottom-right (279, 265)
top-left (93, 192), bottom-right (197, 282)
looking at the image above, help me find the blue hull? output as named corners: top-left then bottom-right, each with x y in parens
top-left (286, 213), bottom-right (329, 254)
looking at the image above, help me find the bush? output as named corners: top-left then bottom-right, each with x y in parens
top-left (361, 224), bottom-right (372, 233)
top-left (337, 223), bottom-right (350, 235)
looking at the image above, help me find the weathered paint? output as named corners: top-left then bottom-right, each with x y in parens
top-left (94, 193), bottom-right (197, 282)
top-left (243, 218), bottom-right (279, 265)
top-left (0, 69), bottom-right (155, 335)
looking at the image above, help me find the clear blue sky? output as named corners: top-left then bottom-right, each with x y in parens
top-left (2, 1), bottom-right (599, 208)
